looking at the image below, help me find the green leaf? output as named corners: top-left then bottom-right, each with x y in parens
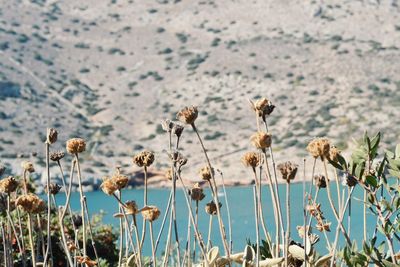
top-left (355, 163), bottom-right (365, 180)
top-left (351, 148), bottom-right (367, 165)
top-left (365, 175), bottom-right (378, 188)
top-left (328, 159), bottom-right (343, 170)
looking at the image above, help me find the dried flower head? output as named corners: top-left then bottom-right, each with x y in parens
top-left (250, 131), bottom-right (272, 150)
top-left (314, 175), bottom-right (327, 188)
top-left (161, 119), bottom-right (174, 132)
top-left (141, 205), bottom-right (161, 222)
top-left (0, 164), bottom-right (5, 177)
top-left (250, 98), bottom-right (275, 119)
top-left (67, 241), bottom-right (77, 252)
top-left (277, 161), bottom-right (298, 182)
top-left (329, 145), bottom-right (341, 162)
top-left (50, 151), bottom-right (65, 162)
top-left (133, 151), bottom-right (155, 167)
top-left (165, 168), bottom-right (173, 181)
top-left (16, 194), bottom-right (46, 214)
top-left (124, 201), bottom-right (139, 215)
top-left (199, 166), bottom-right (214, 181)
top-left (205, 201), bottom-right (222, 215)
top-left (306, 138), bottom-right (331, 160)
top-left (241, 152), bottom-right (261, 169)
top-left (190, 183), bottom-right (205, 201)
top-left (316, 221), bottom-right (331, 232)
top-left (306, 203), bottom-right (322, 218)
top-left (76, 256), bottom-right (97, 267)
top-left (100, 177), bottom-right (118, 195)
top-left (111, 173), bottom-right (129, 190)
top-left (342, 173), bottom-right (357, 187)
top-left (72, 215), bottom-right (83, 228)
top-left (46, 183), bottom-right (61, 195)
top-left (172, 123), bottom-right (184, 138)
top-left (0, 176), bottom-right (19, 194)
top-left (66, 138), bottom-right (86, 154)
top-left (22, 161), bottom-right (35, 173)
top-left (46, 128), bottom-right (58, 144)
top-left (177, 106), bottom-right (198, 125)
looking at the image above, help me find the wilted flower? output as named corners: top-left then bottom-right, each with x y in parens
top-left (316, 221), bottom-right (331, 232)
top-left (124, 201), bottom-right (139, 215)
top-left (177, 106), bottom-right (198, 125)
top-left (133, 151), bottom-right (155, 167)
top-left (205, 201), bottom-right (222, 215)
top-left (66, 138), bottom-right (86, 154)
top-left (241, 152), bottom-right (261, 169)
top-left (22, 161), bottom-right (35, 173)
top-left (100, 177), bottom-right (118, 195)
top-left (314, 175), bottom-right (327, 188)
top-left (76, 256), bottom-right (97, 267)
top-left (16, 194), bottom-right (46, 214)
top-left (199, 166), bottom-right (214, 181)
top-left (329, 145), bottom-right (341, 162)
top-left (277, 161), bottom-right (298, 182)
top-left (46, 183), bottom-right (61, 195)
top-left (172, 123), bottom-right (184, 138)
top-left (141, 205), bottom-right (161, 222)
top-left (50, 151), bottom-right (65, 162)
top-left (250, 131), bottom-right (272, 150)
top-left (0, 176), bottom-right (19, 194)
top-left (342, 173), bottom-right (357, 187)
top-left (306, 138), bottom-right (331, 160)
top-left (46, 128), bottom-right (58, 144)
top-left (190, 183), bottom-right (205, 201)
top-left (250, 98), bottom-right (275, 119)
top-left (72, 215), bottom-right (83, 228)
top-left (111, 173), bottom-right (129, 190)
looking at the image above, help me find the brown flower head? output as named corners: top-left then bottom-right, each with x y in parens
top-left (0, 176), bottom-right (19, 194)
top-left (277, 161), bottom-right (298, 182)
top-left (328, 145), bottom-right (341, 162)
top-left (205, 201), bottom-right (222, 215)
top-left (241, 152), bottom-right (261, 169)
top-left (46, 128), bottom-right (58, 144)
top-left (141, 205), bottom-right (161, 222)
top-left (72, 215), bottom-right (83, 228)
top-left (250, 98), bottom-right (275, 119)
top-left (66, 138), bottom-right (86, 154)
top-left (124, 201), bottom-right (139, 215)
top-left (16, 194), bottom-right (46, 213)
top-left (165, 168), bottom-right (173, 181)
top-left (316, 221), bottom-right (331, 232)
top-left (111, 173), bottom-right (129, 190)
top-left (306, 203), bottom-right (322, 218)
top-left (190, 183), bottom-right (205, 201)
top-left (306, 138), bottom-right (331, 160)
top-left (50, 151), bottom-right (65, 162)
top-left (250, 131), bottom-right (272, 150)
top-left (133, 151), bottom-right (155, 167)
top-left (342, 173), bottom-right (357, 187)
top-left (314, 175), bottom-right (327, 189)
top-left (46, 183), bottom-right (61, 195)
top-left (100, 177), bottom-right (118, 195)
top-left (199, 165), bottom-right (214, 181)
top-left (172, 123), bottom-right (185, 138)
top-left (22, 161), bottom-right (35, 173)
top-left (76, 256), bottom-right (97, 267)
top-left (177, 106), bottom-right (198, 125)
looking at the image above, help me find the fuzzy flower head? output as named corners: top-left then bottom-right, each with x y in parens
top-left (241, 152), bottom-right (261, 169)
top-left (306, 138), bottom-right (331, 160)
top-left (16, 194), bottom-right (46, 214)
top-left (176, 106), bottom-right (198, 125)
top-left (190, 183), bottom-right (205, 201)
top-left (133, 151), bottom-right (155, 167)
top-left (141, 205), bottom-right (161, 222)
top-left (50, 151), bottom-right (65, 162)
top-left (250, 98), bottom-right (275, 119)
top-left (250, 131), bottom-right (272, 151)
top-left (111, 173), bottom-right (129, 190)
top-left (46, 128), bottom-right (58, 144)
top-left (314, 175), bottom-right (327, 189)
top-left (100, 177), bottom-right (118, 195)
top-left (277, 161), bottom-right (298, 182)
top-left (199, 166), bottom-right (214, 181)
top-left (66, 138), bottom-right (86, 154)
top-left (205, 201), bottom-right (222, 216)
top-left (22, 161), bottom-right (35, 173)
top-left (124, 201), bottom-right (139, 215)
top-left (0, 176), bottom-right (19, 194)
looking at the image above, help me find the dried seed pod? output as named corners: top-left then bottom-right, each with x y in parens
top-left (241, 152), bottom-right (261, 169)
top-left (172, 123), bottom-right (184, 138)
top-left (141, 205), bottom-right (161, 222)
top-left (66, 138), bottom-right (86, 154)
top-left (46, 128), bottom-right (58, 144)
top-left (72, 215), bottom-right (83, 228)
top-left (176, 106), bottom-right (198, 125)
top-left (0, 176), bottom-right (19, 194)
top-left (16, 194), bottom-right (46, 214)
top-left (133, 151), bottom-right (155, 167)
top-left (314, 175), bottom-right (327, 189)
top-left (277, 161), bottom-right (298, 182)
top-left (205, 201), bottom-right (222, 215)
top-left (341, 173), bottom-right (357, 187)
top-left (124, 201), bottom-right (139, 215)
top-left (111, 173), bottom-right (129, 190)
top-left (190, 183), bottom-right (205, 201)
top-left (250, 98), bottom-right (275, 118)
top-left (100, 177), bottom-right (118, 195)
top-left (46, 183), bottom-right (61, 195)
top-left (50, 151), bottom-right (65, 162)
top-left (22, 161), bottom-right (35, 173)
top-left (306, 138), bottom-right (331, 160)
top-left (199, 166), bottom-right (214, 181)
top-left (250, 131), bottom-right (272, 150)
top-left (76, 256), bottom-right (97, 267)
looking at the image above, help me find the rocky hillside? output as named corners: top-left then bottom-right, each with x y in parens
top-left (1, 0), bottom-right (400, 189)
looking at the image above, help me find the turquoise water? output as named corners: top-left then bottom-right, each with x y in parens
top-left (54, 183), bottom-right (386, 256)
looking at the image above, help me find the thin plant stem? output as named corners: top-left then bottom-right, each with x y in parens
top-left (253, 186), bottom-right (260, 267)
top-left (218, 170), bottom-right (233, 253)
top-left (83, 196), bottom-right (100, 264)
top-left (27, 213), bottom-right (36, 267)
top-left (132, 214), bottom-right (142, 267)
top-left (206, 215), bottom-right (213, 251)
top-left (1, 222), bottom-right (7, 267)
top-left (363, 190), bottom-right (367, 242)
top-left (6, 207), bottom-right (25, 267)
top-left (193, 200), bottom-right (199, 262)
top-left (284, 181), bottom-right (291, 267)
top-left (75, 153), bottom-right (87, 258)
top-left (140, 166), bottom-right (148, 249)
top-left (302, 158), bottom-right (307, 267)
top-left (150, 222), bottom-right (156, 266)
top-left (43, 140), bottom-right (53, 266)
top-left (118, 207), bottom-right (123, 267)
top-left (155, 189), bottom-right (172, 253)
